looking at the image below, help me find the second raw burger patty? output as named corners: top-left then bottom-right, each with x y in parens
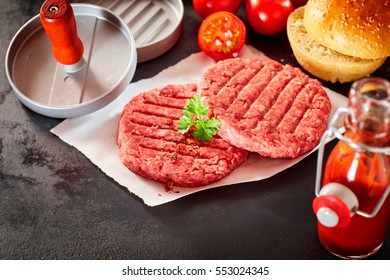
top-left (117, 83), bottom-right (248, 188)
top-left (199, 58), bottom-right (331, 158)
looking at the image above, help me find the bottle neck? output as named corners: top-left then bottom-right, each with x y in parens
top-left (346, 78), bottom-right (390, 147)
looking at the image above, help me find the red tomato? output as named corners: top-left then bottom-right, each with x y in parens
top-left (193, 0), bottom-right (243, 19)
top-left (245, 0), bottom-right (294, 35)
top-left (198, 11), bottom-right (246, 61)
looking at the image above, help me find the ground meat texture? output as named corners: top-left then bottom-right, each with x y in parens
top-left (199, 58), bottom-right (331, 159)
top-left (117, 83), bottom-right (248, 188)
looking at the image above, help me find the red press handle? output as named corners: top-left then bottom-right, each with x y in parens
top-left (40, 0), bottom-right (84, 66)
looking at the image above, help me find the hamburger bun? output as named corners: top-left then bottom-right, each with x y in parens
top-left (304, 0), bottom-right (390, 59)
top-left (287, 6), bottom-right (386, 83)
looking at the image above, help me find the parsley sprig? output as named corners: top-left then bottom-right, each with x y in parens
top-left (178, 95), bottom-right (221, 142)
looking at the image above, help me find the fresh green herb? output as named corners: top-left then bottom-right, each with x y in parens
top-left (178, 95), bottom-right (221, 142)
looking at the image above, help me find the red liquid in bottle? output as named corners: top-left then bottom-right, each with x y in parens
top-left (317, 78), bottom-right (390, 259)
top-left (319, 132), bottom-right (390, 258)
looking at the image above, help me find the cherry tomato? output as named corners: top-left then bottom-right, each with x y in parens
top-left (193, 0), bottom-right (243, 19)
top-left (245, 0), bottom-right (294, 35)
top-left (198, 11), bottom-right (246, 61)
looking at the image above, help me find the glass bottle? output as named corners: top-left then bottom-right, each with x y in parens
top-left (313, 77), bottom-right (390, 259)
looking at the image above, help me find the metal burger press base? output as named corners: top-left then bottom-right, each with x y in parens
top-left (71, 0), bottom-right (184, 63)
top-left (5, 0), bottom-right (183, 118)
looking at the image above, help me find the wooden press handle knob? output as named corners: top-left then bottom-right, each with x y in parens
top-left (40, 0), bottom-right (84, 66)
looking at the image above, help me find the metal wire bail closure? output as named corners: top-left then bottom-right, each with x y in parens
top-left (314, 107), bottom-right (390, 228)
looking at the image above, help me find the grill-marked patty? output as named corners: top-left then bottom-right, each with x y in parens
top-left (199, 58), bottom-right (331, 158)
top-left (117, 83), bottom-right (248, 188)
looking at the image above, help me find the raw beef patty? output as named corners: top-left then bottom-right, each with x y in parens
top-left (117, 83), bottom-right (248, 188)
top-left (199, 58), bottom-right (331, 158)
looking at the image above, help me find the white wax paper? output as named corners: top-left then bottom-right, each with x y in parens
top-left (51, 45), bottom-right (348, 206)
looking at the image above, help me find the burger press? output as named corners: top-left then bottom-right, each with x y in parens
top-left (71, 0), bottom-right (184, 63)
top-left (5, 0), bottom-right (137, 118)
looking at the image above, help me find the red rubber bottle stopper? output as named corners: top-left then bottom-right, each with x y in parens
top-left (313, 183), bottom-right (359, 228)
top-left (40, 0), bottom-right (84, 73)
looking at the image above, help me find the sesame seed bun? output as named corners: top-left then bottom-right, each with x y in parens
top-left (303, 0), bottom-right (390, 59)
top-left (287, 6), bottom-right (386, 83)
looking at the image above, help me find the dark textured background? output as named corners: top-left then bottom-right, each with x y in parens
top-left (1, 0), bottom-right (389, 260)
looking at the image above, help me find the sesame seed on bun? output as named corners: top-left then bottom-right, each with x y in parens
top-left (303, 0), bottom-right (390, 59)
